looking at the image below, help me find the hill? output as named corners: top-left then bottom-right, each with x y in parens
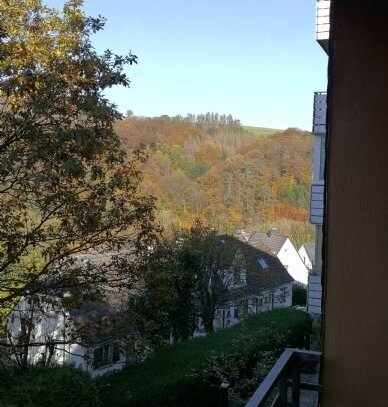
top-left (115, 114), bottom-right (314, 246)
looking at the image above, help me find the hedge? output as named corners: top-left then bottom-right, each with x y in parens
top-left (97, 309), bottom-right (311, 407)
top-left (0, 365), bottom-right (101, 407)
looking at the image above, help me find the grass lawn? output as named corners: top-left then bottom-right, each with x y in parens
top-left (96, 309), bottom-right (311, 407)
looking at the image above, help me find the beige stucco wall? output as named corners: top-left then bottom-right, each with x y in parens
top-left (322, 0), bottom-right (388, 405)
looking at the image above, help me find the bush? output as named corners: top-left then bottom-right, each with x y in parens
top-left (292, 284), bottom-right (307, 306)
top-left (97, 309), bottom-right (311, 407)
top-left (0, 365), bottom-right (101, 407)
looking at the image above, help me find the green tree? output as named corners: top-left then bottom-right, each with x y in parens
top-left (0, 1), bottom-right (155, 309)
top-left (183, 222), bottom-right (241, 333)
top-left (131, 221), bottom-right (240, 344)
top-left (130, 239), bottom-right (198, 346)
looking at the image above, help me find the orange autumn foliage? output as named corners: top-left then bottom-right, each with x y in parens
top-left (115, 114), bottom-right (314, 244)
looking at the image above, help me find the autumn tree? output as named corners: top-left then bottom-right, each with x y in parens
top-left (0, 0), bottom-right (155, 312)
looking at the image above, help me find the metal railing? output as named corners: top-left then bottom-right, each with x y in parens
top-left (316, 0), bottom-right (330, 42)
top-left (313, 92), bottom-right (327, 135)
top-left (245, 348), bottom-right (322, 407)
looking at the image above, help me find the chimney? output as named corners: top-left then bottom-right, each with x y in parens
top-left (267, 228), bottom-right (278, 237)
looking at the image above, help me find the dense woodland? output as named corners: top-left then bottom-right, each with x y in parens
top-left (115, 114), bottom-right (314, 247)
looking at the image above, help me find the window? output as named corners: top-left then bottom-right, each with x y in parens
top-left (319, 135), bottom-right (326, 180)
top-left (112, 342), bottom-right (120, 363)
top-left (243, 300), bottom-right (248, 314)
top-left (234, 307), bottom-right (239, 319)
top-left (93, 342), bottom-right (121, 369)
top-left (233, 268), bottom-right (241, 285)
top-left (258, 257), bottom-right (268, 270)
top-left (264, 294), bottom-right (272, 304)
top-left (279, 287), bottom-right (287, 303)
top-left (254, 297), bottom-right (263, 311)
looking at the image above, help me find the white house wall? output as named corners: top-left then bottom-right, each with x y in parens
top-left (7, 298), bottom-right (68, 365)
top-left (66, 343), bottom-right (128, 378)
top-left (212, 283), bottom-right (293, 331)
top-left (298, 246), bottom-right (313, 270)
top-left (7, 298), bottom-right (130, 377)
top-left (277, 239), bottom-right (308, 285)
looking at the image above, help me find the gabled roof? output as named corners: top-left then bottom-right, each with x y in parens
top-left (19, 250), bottom-right (137, 344)
top-left (216, 235), bottom-right (294, 306)
top-left (302, 242), bottom-right (315, 262)
top-left (248, 231), bottom-right (288, 255)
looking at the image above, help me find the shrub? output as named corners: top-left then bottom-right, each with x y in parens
top-left (292, 284), bottom-right (307, 306)
top-left (97, 309), bottom-right (311, 407)
top-left (0, 365), bottom-right (101, 407)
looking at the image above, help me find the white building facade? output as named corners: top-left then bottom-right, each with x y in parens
top-left (7, 296), bottom-right (133, 378)
top-left (212, 283), bottom-right (293, 331)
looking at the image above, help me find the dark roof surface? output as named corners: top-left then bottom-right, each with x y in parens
top-left (217, 235), bottom-right (294, 306)
top-left (57, 250), bottom-right (136, 343)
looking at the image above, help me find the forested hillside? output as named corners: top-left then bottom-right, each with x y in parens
top-left (115, 114), bottom-right (314, 246)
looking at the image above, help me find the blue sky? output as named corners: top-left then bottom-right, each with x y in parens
top-left (58, 1), bottom-right (328, 130)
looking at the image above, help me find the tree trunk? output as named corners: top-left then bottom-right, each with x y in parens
top-left (203, 314), bottom-right (214, 333)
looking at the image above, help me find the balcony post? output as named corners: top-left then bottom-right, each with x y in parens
top-left (278, 374), bottom-right (287, 406)
top-left (220, 379), bottom-right (230, 407)
top-left (291, 360), bottom-right (301, 407)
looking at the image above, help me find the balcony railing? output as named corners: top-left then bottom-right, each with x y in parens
top-left (245, 348), bottom-right (322, 407)
top-left (308, 272), bottom-right (322, 315)
top-left (313, 92), bottom-right (327, 135)
top-left (310, 183), bottom-right (324, 225)
top-left (316, 0), bottom-right (330, 53)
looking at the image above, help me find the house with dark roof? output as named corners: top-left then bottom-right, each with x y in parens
top-left (6, 251), bottom-right (139, 377)
top-left (201, 235), bottom-right (294, 332)
top-left (234, 230), bottom-right (309, 285)
top-left (298, 242), bottom-right (315, 271)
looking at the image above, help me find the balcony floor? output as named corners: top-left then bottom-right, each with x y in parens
top-left (299, 365), bottom-right (320, 407)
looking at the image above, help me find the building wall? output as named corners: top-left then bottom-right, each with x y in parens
top-left (212, 283), bottom-right (293, 331)
top-left (277, 239), bottom-right (308, 285)
top-left (7, 297), bottom-right (68, 365)
top-left (298, 246), bottom-right (313, 270)
top-left (322, 1), bottom-right (388, 405)
top-left (7, 298), bottom-right (129, 377)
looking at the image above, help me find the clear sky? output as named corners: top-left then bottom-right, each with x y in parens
top-left (55, 0), bottom-right (328, 130)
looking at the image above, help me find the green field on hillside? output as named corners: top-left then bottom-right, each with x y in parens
top-left (243, 125), bottom-right (282, 137)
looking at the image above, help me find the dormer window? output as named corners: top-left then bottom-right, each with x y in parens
top-left (258, 257), bottom-right (268, 270)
